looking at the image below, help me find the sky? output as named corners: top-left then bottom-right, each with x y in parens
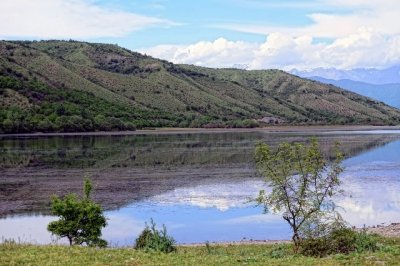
top-left (1, 0), bottom-right (400, 70)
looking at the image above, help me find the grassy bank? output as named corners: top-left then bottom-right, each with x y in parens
top-left (1, 238), bottom-right (400, 266)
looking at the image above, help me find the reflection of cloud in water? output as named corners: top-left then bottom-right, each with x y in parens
top-left (147, 150), bottom-right (400, 228)
top-left (218, 213), bottom-right (282, 225)
top-left (1, 137), bottom-right (399, 245)
top-left (336, 158), bottom-right (400, 226)
top-left (149, 181), bottom-right (266, 211)
top-left (102, 213), bottom-right (144, 246)
top-left (0, 215), bottom-right (64, 244)
top-left (0, 213), bottom-right (147, 246)
top-left (338, 198), bottom-right (375, 219)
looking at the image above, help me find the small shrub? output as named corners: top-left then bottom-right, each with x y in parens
top-left (300, 237), bottom-right (331, 257)
top-left (135, 228), bottom-right (153, 249)
top-left (269, 245), bottom-right (288, 259)
top-left (300, 228), bottom-right (380, 257)
top-left (354, 230), bottom-right (379, 253)
top-left (134, 219), bottom-right (176, 253)
top-left (329, 228), bottom-right (357, 254)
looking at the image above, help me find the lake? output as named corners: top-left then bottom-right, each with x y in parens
top-left (1, 129), bottom-right (400, 246)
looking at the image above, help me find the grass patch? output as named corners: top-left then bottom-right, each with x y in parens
top-left (1, 238), bottom-right (400, 265)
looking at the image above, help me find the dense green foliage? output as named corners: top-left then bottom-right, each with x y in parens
top-left (1, 237), bottom-right (400, 265)
top-left (1, 40), bottom-right (399, 133)
top-left (47, 179), bottom-right (107, 247)
top-left (0, 76), bottom-right (168, 133)
top-left (300, 228), bottom-right (380, 257)
top-left (255, 138), bottom-right (344, 250)
top-left (135, 219), bottom-right (176, 253)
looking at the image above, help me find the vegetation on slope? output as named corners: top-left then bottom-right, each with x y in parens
top-left (1, 40), bottom-right (399, 133)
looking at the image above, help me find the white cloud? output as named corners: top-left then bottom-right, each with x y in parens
top-left (0, 0), bottom-right (175, 39)
top-left (143, 38), bottom-right (257, 67)
top-left (141, 29), bottom-right (400, 70)
top-left (215, 0), bottom-right (400, 39)
top-left (137, 0), bottom-right (399, 70)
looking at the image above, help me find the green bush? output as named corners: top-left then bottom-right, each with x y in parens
top-left (300, 228), bottom-right (380, 257)
top-left (329, 228), bottom-right (357, 254)
top-left (300, 237), bottom-right (331, 257)
top-left (269, 245), bottom-right (289, 259)
top-left (47, 178), bottom-right (107, 247)
top-left (354, 229), bottom-right (380, 253)
top-left (135, 219), bottom-right (176, 253)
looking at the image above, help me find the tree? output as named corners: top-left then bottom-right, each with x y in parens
top-left (254, 138), bottom-right (344, 251)
top-left (47, 178), bottom-right (108, 247)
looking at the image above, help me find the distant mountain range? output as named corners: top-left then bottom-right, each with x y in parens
top-left (1, 40), bottom-right (400, 134)
top-left (291, 66), bottom-right (400, 85)
top-left (291, 66), bottom-right (400, 108)
top-left (307, 77), bottom-right (400, 108)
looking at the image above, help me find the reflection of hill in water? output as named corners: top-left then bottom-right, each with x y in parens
top-left (1, 132), bottom-right (399, 217)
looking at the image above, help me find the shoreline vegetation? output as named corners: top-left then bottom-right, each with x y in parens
top-left (2, 236), bottom-right (400, 265)
top-left (1, 125), bottom-right (400, 137)
top-left (1, 223), bottom-right (399, 248)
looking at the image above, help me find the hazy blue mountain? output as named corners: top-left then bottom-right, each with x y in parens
top-left (309, 77), bottom-right (400, 108)
top-left (291, 65), bottom-right (400, 85)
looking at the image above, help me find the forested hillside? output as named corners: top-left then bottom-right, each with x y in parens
top-left (1, 40), bottom-right (399, 133)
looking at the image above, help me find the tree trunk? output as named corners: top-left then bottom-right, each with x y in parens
top-left (68, 236), bottom-right (72, 246)
top-left (292, 231), bottom-right (301, 253)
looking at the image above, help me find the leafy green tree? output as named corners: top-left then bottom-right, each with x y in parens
top-left (47, 178), bottom-right (107, 247)
top-left (254, 138), bottom-right (344, 251)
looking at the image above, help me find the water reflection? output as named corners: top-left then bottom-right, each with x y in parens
top-left (1, 131), bottom-right (400, 245)
top-left (338, 140), bottom-right (400, 226)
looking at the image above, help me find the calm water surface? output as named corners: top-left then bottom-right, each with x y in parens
top-left (1, 130), bottom-right (399, 246)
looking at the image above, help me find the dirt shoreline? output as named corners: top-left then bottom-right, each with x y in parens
top-left (178, 240), bottom-right (291, 247)
top-left (1, 125), bottom-right (400, 137)
top-left (358, 223), bottom-right (400, 238)
top-left (178, 223), bottom-right (400, 246)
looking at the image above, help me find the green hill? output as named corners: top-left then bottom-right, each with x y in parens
top-left (0, 40), bottom-right (399, 133)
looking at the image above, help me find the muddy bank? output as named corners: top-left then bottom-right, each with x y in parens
top-left (1, 131), bottom-right (399, 217)
top-left (1, 125), bottom-right (400, 137)
top-left (0, 165), bottom-right (257, 217)
top-left (179, 239), bottom-right (291, 247)
top-left (362, 223), bottom-right (400, 238)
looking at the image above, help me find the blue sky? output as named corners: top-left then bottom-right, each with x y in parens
top-left (1, 0), bottom-right (400, 70)
top-left (91, 0), bottom-right (319, 47)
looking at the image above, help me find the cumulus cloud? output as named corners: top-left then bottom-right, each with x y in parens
top-left (141, 29), bottom-right (400, 70)
top-left (215, 0), bottom-right (400, 39)
top-left (0, 0), bottom-right (175, 39)
top-left (140, 0), bottom-right (400, 70)
top-left (143, 38), bottom-right (257, 67)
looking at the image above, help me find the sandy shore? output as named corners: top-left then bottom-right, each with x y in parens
top-left (1, 125), bottom-right (400, 137)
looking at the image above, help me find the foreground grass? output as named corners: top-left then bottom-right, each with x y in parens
top-left (1, 238), bottom-right (400, 266)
